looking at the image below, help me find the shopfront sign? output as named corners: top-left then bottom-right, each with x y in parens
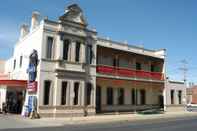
top-left (27, 82), bottom-right (37, 93)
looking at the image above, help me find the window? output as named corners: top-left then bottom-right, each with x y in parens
top-left (151, 64), bottom-right (160, 72)
top-left (118, 88), bottom-right (124, 105)
top-left (20, 56), bottom-right (23, 68)
top-left (43, 80), bottom-right (51, 105)
top-left (86, 83), bottom-right (92, 105)
top-left (87, 45), bottom-right (93, 64)
top-left (75, 41), bottom-right (81, 62)
top-left (13, 59), bottom-right (16, 70)
top-left (61, 82), bottom-right (67, 105)
top-left (140, 89), bottom-right (146, 105)
top-left (107, 87), bottom-right (113, 105)
top-left (171, 90), bottom-right (174, 104)
top-left (74, 82), bottom-right (79, 105)
top-left (136, 62), bottom-right (141, 70)
top-left (178, 90), bottom-right (182, 104)
top-left (131, 89), bottom-right (136, 105)
top-left (46, 37), bottom-right (53, 59)
top-left (113, 57), bottom-right (119, 67)
top-left (63, 39), bottom-right (69, 60)
top-left (151, 64), bottom-right (155, 72)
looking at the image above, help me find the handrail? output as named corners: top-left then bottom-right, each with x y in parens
top-left (96, 65), bottom-right (164, 80)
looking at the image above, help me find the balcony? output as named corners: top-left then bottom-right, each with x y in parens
top-left (96, 65), bottom-right (164, 81)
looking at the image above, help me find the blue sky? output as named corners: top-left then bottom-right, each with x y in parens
top-left (0, 0), bottom-right (197, 83)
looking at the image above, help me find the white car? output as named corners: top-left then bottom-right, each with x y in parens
top-left (187, 103), bottom-right (197, 112)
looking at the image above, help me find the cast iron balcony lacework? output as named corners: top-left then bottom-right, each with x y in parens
top-left (96, 65), bottom-right (164, 81)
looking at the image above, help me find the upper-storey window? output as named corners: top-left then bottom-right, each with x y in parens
top-left (151, 64), bottom-right (160, 72)
top-left (46, 36), bottom-right (53, 59)
top-left (151, 64), bottom-right (155, 72)
top-left (136, 62), bottom-right (141, 70)
top-left (87, 45), bottom-right (93, 64)
top-left (13, 59), bottom-right (16, 70)
top-left (151, 65), bottom-right (160, 72)
top-left (19, 56), bottom-right (23, 68)
top-left (75, 41), bottom-right (81, 62)
top-left (63, 39), bottom-right (70, 60)
top-left (113, 57), bottom-right (119, 67)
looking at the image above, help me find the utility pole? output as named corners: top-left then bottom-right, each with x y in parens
top-left (179, 59), bottom-right (188, 84)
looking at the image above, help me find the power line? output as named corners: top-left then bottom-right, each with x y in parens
top-left (179, 59), bottom-right (188, 83)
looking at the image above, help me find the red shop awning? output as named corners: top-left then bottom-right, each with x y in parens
top-left (0, 80), bottom-right (27, 88)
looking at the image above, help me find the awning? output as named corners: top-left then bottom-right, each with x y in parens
top-left (0, 80), bottom-right (27, 88)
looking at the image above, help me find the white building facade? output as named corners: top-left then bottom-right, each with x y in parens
top-left (2, 4), bottom-right (166, 117)
top-left (165, 79), bottom-right (187, 112)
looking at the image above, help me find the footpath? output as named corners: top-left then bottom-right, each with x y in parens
top-left (20, 111), bottom-right (197, 126)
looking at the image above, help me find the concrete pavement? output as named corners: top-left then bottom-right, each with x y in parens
top-left (0, 112), bottom-right (197, 131)
top-left (0, 111), bottom-right (197, 129)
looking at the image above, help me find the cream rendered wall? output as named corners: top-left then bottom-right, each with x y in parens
top-left (0, 86), bottom-right (6, 110)
top-left (166, 81), bottom-right (187, 105)
top-left (38, 20), bottom-right (97, 110)
top-left (9, 23), bottom-right (44, 81)
top-left (4, 58), bottom-right (13, 75)
top-left (0, 60), bottom-right (5, 73)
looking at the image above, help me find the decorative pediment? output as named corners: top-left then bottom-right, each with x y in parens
top-left (59, 4), bottom-right (88, 26)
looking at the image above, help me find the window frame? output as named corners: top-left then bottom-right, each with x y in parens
top-left (87, 44), bottom-right (93, 64)
top-left (61, 81), bottom-right (67, 105)
top-left (136, 62), bottom-right (142, 70)
top-left (19, 55), bottom-right (23, 68)
top-left (43, 80), bottom-right (51, 105)
top-left (73, 82), bottom-right (80, 105)
top-left (75, 41), bottom-right (81, 62)
top-left (107, 87), bottom-right (113, 105)
top-left (178, 90), bottom-right (182, 104)
top-left (46, 36), bottom-right (54, 59)
top-left (63, 39), bottom-right (70, 61)
top-left (86, 83), bottom-right (92, 106)
top-left (13, 59), bottom-right (16, 70)
top-left (118, 88), bottom-right (124, 105)
top-left (170, 90), bottom-right (175, 104)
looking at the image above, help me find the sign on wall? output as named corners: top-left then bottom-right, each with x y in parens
top-left (27, 49), bottom-right (38, 93)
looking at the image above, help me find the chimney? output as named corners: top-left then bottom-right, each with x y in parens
top-left (20, 24), bottom-right (29, 40)
top-left (30, 11), bottom-right (40, 32)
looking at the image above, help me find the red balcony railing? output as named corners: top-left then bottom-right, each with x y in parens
top-left (96, 65), bottom-right (164, 81)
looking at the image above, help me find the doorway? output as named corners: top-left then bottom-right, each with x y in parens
top-left (96, 86), bottom-right (101, 113)
top-left (159, 95), bottom-right (164, 108)
top-left (6, 89), bottom-right (25, 114)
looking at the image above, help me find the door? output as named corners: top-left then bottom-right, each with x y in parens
top-left (96, 86), bottom-right (101, 113)
top-left (159, 95), bottom-right (164, 108)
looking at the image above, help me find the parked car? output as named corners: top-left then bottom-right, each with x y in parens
top-left (187, 102), bottom-right (197, 112)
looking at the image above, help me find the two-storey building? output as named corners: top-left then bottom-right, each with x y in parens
top-left (96, 38), bottom-right (165, 112)
top-left (1, 4), bottom-right (166, 117)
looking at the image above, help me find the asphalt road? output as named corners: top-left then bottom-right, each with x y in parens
top-left (0, 115), bottom-right (197, 131)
